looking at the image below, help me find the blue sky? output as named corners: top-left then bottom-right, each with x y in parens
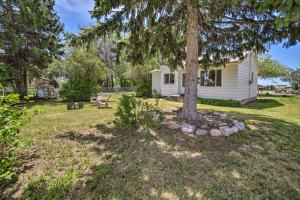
top-left (54, 0), bottom-right (300, 85)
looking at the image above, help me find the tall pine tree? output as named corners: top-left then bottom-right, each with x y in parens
top-left (0, 0), bottom-right (63, 97)
top-left (75, 0), bottom-right (299, 122)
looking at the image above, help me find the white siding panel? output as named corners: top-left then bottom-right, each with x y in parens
top-left (237, 54), bottom-right (258, 100)
top-left (197, 64), bottom-right (240, 100)
top-left (151, 72), bottom-right (161, 94)
top-left (151, 53), bottom-right (258, 101)
top-left (160, 67), bottom-right (180, 96)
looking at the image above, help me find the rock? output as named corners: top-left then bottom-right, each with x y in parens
top-left (231, 126), bottom-right (239, 133)
top-left (219, 126), bottom-right (236, 136)
top-left (196, 129), bottom-right (208, 136)
top-left (233, 121), bottom-right (246, 131)
top-left (210, 129), bottom-right (222, 137)
top-left (200, 124), bottom-right (209, 129)
top-left (220, 126), bottom-right (238, 136)
top-left (218, 123), bottom-right (228, 127)
top-left (181, 123), bottom-right (196, 134)
top-left (153, 114), bottom-right (160, 122)
top-left (220, 113), bottom-right (228, 118)
top-left (160, 121), bottom-right (169, 125)
top-left (213, 112), bottom-right (221, 116)
top-left (219, 126), bottom-right (229, 132)
top-left (168, 121), bottom-right (181, 129)
top-left (160, 121), bottom-right (181, 129)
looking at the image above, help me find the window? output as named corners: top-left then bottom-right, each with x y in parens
top-left (164, 73), bottom-right (175, 84)
top-left (216, 70), bottom-right (222, 86)
top-left (200, 69), bottom-right (222, 87)
top-left (182, 73), bottom-right (186, 87)
top-left (249, 72), bottom-right (254, 84)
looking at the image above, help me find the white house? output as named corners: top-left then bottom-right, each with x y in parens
top-left (151, 53), bottom-right (259, 104)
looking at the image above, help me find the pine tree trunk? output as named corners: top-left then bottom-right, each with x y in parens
top-left (15, 67), bottom-right (28, 98)
top-left (182, 0), bottom-right (199, 123)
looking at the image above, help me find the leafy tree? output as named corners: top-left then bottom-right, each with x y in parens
top-left (48, 48), bottom-right (108, 101)
top-left (0, 0), bottom-right (63, 97)
top-left (74, 0), bottom-right (300, 122)
top-left (258, 54), bottom-right (288, 79)
top-left (282, 68), bottom-right (300, 92)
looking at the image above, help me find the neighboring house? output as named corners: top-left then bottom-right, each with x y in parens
top-left (151, 53), bottom-right (258, 104)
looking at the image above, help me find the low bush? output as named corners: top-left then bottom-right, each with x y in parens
top-left (114, 95), bottom-right (164, 130)
top-left (60, 80), bottom-right (98, 102)
top-left (0, 94), bottom-right (34, 185)
top-left (135, 79), bottom-right (152, 98)
top-left (197, 97), bottom-right (241, 107)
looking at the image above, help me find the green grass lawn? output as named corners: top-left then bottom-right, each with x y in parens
top-left (2, 95), bottom-right (300, 199)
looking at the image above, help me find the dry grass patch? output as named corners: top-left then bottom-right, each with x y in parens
top-left (1, 95), bottom-right (300, 199)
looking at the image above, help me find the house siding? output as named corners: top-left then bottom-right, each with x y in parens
top-left (151, 72), bottom-right (161, 93)
top-left (197, 64), bottom-right (240, 100)
top-left (151, 53), bottom-right (258, 102)
top-left (237, 54), bottom-right (258, 101)
top-left (159, 67), bottom-right (179, 96)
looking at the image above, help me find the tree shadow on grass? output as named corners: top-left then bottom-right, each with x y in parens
top-left (242, 98), bottom-right (284, 110)
top-left (11, 113), bottom-right (300, 200)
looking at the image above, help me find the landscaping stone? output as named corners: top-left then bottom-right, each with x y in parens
top-left (161, 109), bottom-right (246, 137)
top-left (213, 112), bottom-right (221, 115)
top-left (200, 124), bottom-right (208, 129)
top-left (220, 126), bottom-right (238, 136)
top-left (210, 129), bottom-right (222, 136)
top-left (219, 126), bottom-right (229, 133)
top-left (220, 113), bottom-right (228, 118)
top-left (196, 129), bottom-right (208, 136)
top-left (181, 123), bottom-right (196, 134)
top-left (160, 121), bottom-right (181, 129)
top-left (231, 126), bottom-right (239, 133)
top-left (234, 121), bottom-right (246, 131)
top-left (153, 114), bottom-right (160, 122)
top-left (168, 121), bottom-right (181, 129)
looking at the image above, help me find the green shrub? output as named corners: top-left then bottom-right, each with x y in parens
top-left (153, 90), bottom-right (161, 106)
top-left (197, 98), bottom-right (241, 107)
top-left (3, 93), bottom-right (21, 105)
top-left (114, 95), bottom-right (164, 130)
top-left (136, 79), bottom-right (152, 98)
top-left (0, 94), bottom-right (34, 185)
top-left (60, 80), bottom-right (98, 102)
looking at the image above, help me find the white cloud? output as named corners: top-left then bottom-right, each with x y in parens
top-left (55, 0), bottom-right (95, 14)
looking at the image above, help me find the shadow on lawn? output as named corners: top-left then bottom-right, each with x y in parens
top-left (242, 98), bottom-right (284, 110)
top-left (14, 113), bottom-right (300, 199)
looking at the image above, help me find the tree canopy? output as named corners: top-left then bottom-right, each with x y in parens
top-left (258, 54), bottom-right (288, 79)
top-left (76, 0), bottom-right (299, 67)
top-left (0, 0), bottom-right (64, 96)
top-left (73, 0), bottom-right (300, 121)
top-left (48, 48), bottom-right (109, 101)
top-left (282, 68), bottom-right (300, 91)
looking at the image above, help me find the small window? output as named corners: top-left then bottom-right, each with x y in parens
top-left (164, 74), bottom-right (169, 84)
top-left (249, 72), bottom-right (254, 84)
top-left (200, 71), bottom-right (205, 86)
top-left (200, 69), bottom-right (222, 87)
top-left (182, 73), bottom-right (186, 87)
top-left (164, 73), bottom-right (175, 84)
top-left (206, 70), bottom-right (216, 86)
top-left (216, 70), bottom-right (222, 86)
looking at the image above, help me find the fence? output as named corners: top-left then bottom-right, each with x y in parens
top-left (98, 87), bottom-right (136, 93)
